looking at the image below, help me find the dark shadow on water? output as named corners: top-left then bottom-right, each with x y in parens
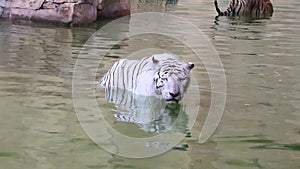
top-left (212, 14), bottom-right (273, 41)
top-left (166, 0), bottom-right (178, 5)
top-left (214, 15), bottom-right (272, 25)
top-left (251, 143), bottom-right (300, 151)
top-left (104, 87), bottom-right (189, 134)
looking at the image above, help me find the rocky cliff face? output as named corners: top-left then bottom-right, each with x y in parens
top-left (0, 0), bottom-right (130, 25)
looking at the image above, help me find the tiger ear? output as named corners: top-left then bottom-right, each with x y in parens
top-left (152, 56), bottom-right (160, 71)
top-left (187, 62), bottom-right (194, 70)
top-left (152, 57), bottom-right (159, 64)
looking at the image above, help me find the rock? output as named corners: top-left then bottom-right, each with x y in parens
top-left (31, 3), bottom-right (97, 24)
top-left (43, 1), bottom-right (58, 9)
top-left (53, 0), bottom-right (66, 3)
top-left (53, 0), bottom-right (97, 5)
top-left (0, 0), bottom-right (130, 24)
top-left (73, 3), bottom-right (97, 24)
top-left (0, 7), bottom-right (3, 16)
top-left (32, 3), bottom-right (75, 24)
top-left (4, 0), bottom-right (44, 10)
top-left (98, 0), bottom-right (130, 19)
top-left (10, 8), bottom-right (33, 20)
top-left (0, 0), bottom-right (4, 7)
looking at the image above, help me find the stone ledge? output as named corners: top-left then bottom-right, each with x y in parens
top-left (0, 0), bottom-right (131, 25)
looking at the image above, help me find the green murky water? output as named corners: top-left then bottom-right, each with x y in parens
top-left (0, 0), bottom-right (299, 168)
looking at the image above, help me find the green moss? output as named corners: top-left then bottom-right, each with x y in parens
top-left (241, 139), bottom-right (274, 143)
top-left (0, 152), bottom-right (18, 157)
top-left (225, 158), bottom-right (262, 168)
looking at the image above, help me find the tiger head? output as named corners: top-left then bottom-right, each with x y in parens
top-left (152, 55), bottom-right (194, 103)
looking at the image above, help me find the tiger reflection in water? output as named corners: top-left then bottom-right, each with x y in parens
top-left (105, 87), bottom-right (189, 133)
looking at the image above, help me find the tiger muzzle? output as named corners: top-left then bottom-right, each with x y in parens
top-left (166, 92), bottom-right (180, 103)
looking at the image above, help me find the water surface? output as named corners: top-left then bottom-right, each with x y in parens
top-left (0, 0), bottom-right (299, 168)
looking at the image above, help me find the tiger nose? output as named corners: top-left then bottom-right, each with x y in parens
top-left (169, 92), bottom-right (180, 98)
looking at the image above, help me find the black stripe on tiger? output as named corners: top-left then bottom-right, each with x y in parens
top-left (134, 58), bottom-right (151, 92)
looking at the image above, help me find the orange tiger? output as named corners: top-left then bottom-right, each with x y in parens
top-left (214, 0), bottom-right (273, 17)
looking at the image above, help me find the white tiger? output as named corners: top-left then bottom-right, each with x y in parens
top-left (99, 53), bottom-right (194, 103)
